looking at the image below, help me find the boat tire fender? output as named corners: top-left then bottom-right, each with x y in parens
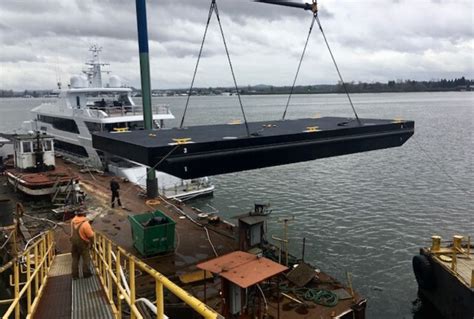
top-left (412, 254), bottom-right (435, 290)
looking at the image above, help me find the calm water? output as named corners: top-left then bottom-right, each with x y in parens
top-left (1, 92), bottom-right (472, 318)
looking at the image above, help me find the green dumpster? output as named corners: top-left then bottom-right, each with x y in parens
top-left (128, 211), bottom-right (176, 256)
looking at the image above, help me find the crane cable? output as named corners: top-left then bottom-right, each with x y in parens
top-left (283, 5), bottom-right (361, 125)
top-left (180, 2), bottom-right (214, 129)
top-left (282, 14), bottom-right (317, 120)
top-left (180, 0), bottom-right (251, 137)
top-left (315, 14), bottom-right (361, 125)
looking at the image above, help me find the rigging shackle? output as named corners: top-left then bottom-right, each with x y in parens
top-left (311, 0), bottom-right (318, 15)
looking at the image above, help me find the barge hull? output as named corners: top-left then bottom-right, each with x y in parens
top-left (92, 117), bottom-right (415, 179)
top-left (417, 249), bottom-right (474, 319)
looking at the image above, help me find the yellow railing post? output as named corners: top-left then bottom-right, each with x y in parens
top-left (26, 251), bottom-right (32, 315)
top-left (129, 259), bottom-right (136, 319)
top-left (87, 232), bottom-right (223, 319)
top-left (102, 236), bottom-right (107, 281)
top-left (156, 281), bottom-right (164, 319)
top-left (107, 240), bottom-right (113, 304)
top-left (467, 236), bottom-right (471, 259)
top-left (41, 237), bottom-right (46, 285)
top-left (34, 245), bottom-right (39, 295)
top-left (0, 230), bottom-right (59, 319)
top-left (48, 232), bottom-right (54, 265)
top-left (451, 251), bottom-right (457, 273)
top-left (13, 260), bottom-right (20, 319)
top-left (116, 249), bottom-right (122, 319)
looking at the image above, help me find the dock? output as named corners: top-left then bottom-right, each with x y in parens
top-left (414, 236), bottom-right (474, 319)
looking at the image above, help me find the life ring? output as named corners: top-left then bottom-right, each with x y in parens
top-left (146, 199), bottom-right (161, 206)
top-left (412, 254), bottom-right (436, 290)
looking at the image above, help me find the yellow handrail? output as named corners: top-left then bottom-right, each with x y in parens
top-left (0, 230), bottom-right (55, 319)
top-left (91, 232), bottom-right (224, 319)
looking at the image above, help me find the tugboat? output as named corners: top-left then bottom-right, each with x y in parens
top-left (413, 235), bottom-right (474, 319)
top-left (4, 132), bottom-right (76, 196)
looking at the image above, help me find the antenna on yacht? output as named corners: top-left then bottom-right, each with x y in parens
top-left (84, 44), bottom-right (110, 88)
top-left (54, 55), bottom-right (62, 90)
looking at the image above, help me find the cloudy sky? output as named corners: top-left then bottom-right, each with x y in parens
top-left (0, 0), bottom-right (472, 90)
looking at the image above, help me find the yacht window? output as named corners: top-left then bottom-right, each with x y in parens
top-left (54, 140), bottom-right (88, 157)
top-left (104, 122), bottom-right (129, 132)
top-left (103, 121), bottom-right (158, 132)
top-left (38, 115), bottom-right (80, 134)
top-left (22, 141), bottom-right (32, 153)
top-left (85, 122), bottom-right (102, 133)
top-left (43, 140), bottom-right (53, 151)
top-left (76, 96), bottom-right (81, 107)
top-left (118, 94), bottom-right (131, 106)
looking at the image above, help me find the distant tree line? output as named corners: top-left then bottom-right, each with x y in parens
top-left (0, 90), bottom-right (47, 98)
top-left (238, 77), bottom-right (472, 95)
top-left (165, 77), bottom-right (472, 95)
top-left (332, 77), bottom-right (472, 94)
top-left (1, 77), bottom-right (471, 98)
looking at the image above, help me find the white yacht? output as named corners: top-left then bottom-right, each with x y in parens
top-left (29, 46), bottom-right (214, 200)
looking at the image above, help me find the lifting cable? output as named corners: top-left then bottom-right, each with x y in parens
top-left (282, 14), bottom-right (317, 120)
top-left (315, 14), bottom-right (361, 125)
top-left (180, 0), bottom-right (251, 137)
top-left (282, 3), bottom-right (361, 125)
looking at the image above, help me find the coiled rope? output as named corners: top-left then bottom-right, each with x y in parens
top-left (279, 284), bottom-right (339, 307)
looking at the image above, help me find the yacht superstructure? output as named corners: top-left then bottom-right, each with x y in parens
top-left (30, 46), bottom-right (214, 200)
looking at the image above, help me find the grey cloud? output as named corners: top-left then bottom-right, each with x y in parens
top-left (0, 0), bottom-right (472, 90)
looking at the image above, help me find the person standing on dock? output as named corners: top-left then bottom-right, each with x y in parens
top-left (70, 209), bottom-right (94, 279)
top-left (110, 178), bottom-right (122, 208)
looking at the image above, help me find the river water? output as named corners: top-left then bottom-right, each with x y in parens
top-left (0, 92), bottom-right (472, 318)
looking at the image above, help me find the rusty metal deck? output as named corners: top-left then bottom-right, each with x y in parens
top-left (46, 158), bottom-right (366, 318)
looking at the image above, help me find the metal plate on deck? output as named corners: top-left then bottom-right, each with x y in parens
top-left (286, 262), bottom-right (317, 287)
top-left (48, 253), bottom-right (73, 277)
top-left (72, 274), bottom-right (114, 319)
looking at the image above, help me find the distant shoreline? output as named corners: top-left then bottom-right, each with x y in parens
top-left (1, 77), bottom-right (471, 98)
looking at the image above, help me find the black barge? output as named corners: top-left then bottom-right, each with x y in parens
top-left (93, 117), bottom-right (414, 179)
top-left (413, 235), bottom-right (474, 319)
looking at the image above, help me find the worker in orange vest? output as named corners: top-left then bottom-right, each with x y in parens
top-left (70, 209), bottom-right (95, 279)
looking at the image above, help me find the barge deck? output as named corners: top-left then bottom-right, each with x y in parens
top-left (0, 157), bottom-right (367, 318)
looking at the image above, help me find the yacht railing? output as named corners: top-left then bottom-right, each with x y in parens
top-left (83, 104), bottom-right (171, 118)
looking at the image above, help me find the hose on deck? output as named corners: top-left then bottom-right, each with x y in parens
top-left (279, 284), bottom-right (339, 307)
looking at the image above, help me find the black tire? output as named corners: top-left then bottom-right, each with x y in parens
top-left (412, 254), bottom-right (436, 290)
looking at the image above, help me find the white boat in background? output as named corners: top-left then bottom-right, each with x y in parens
top-left (27, 45), bottom-right (214, 200)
